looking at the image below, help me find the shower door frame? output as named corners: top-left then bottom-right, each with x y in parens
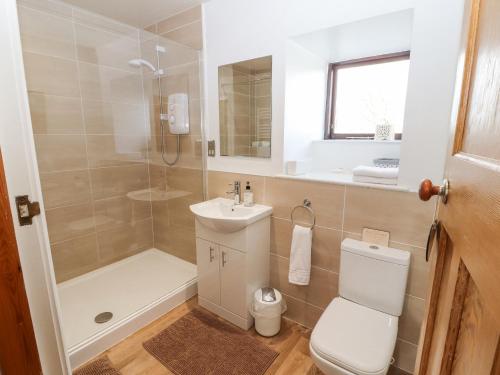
top-left (0, 0), bottom-right (71, 373)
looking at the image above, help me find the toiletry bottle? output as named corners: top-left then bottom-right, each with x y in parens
top-left (244, 181), bottom-right (254, 207)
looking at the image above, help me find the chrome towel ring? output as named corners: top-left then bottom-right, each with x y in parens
top-left (290, 199), bottom-right (316, 229)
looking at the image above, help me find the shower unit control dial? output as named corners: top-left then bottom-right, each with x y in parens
top-left (166, 93), bottom-right (190, 135)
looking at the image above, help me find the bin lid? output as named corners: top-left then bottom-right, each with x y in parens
top-left (262, 287), bottom-right (276, 302)
top-left (254, 288), bottom-right (282, 305)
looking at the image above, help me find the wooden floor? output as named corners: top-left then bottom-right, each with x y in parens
top-left (78, 297), bottom-right (409, 375)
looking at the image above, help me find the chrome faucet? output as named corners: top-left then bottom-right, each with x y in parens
top-left (226, 181), bottom-right (241, 205)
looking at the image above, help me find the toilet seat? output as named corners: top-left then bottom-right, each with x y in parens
top-left (310, 297), bottom-right (398, 375)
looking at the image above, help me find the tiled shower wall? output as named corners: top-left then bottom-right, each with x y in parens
top-left (19, 0), bottom-right (204, 282)
top-left (143, 7), bottom-right (205, 264)
top-left (144, 6), bottom-right (203, 50)
top-left (18, 0), bottom-right (155, 282)
top-left (208, 171), bottom-right (435, 373)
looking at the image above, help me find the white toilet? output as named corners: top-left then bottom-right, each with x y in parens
top-left (310, 238), bottom-right (410, 375)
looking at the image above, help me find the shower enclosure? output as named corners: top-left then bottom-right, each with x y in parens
top-left (16, 0), bottom-right (204, 367)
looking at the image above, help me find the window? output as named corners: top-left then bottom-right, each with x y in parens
top-left (324, 51), bottom-right (410, 140)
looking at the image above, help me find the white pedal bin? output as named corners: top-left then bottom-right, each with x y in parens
top-left (250, 288), bottom-right (287, 337)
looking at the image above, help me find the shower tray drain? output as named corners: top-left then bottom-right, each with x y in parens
top-left (94, 312), bottom-right (113, 324)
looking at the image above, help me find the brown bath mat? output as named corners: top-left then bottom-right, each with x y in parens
top-left (73, 357), bottom-right (121, 375)
top-left (143, 308), bottom-right (279, 375)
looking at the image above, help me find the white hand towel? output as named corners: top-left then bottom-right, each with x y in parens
top-left (288, 225), bottom-right (313, 286)
top-left (352, 165), bottom-right (399, 179)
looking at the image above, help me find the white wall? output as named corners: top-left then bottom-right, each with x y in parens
top-left (203, 0), bottom-right (415, 176)
top-left (294, 9), bottom-right (414, 63)
top-left (203, 0), bottom-right (466, 189)
top-left (283, 40), bottom-right (327, 163)
top-left (398, 0), bottom-right (465, 187)
top-left (311, 140), bottom-right (401, 173)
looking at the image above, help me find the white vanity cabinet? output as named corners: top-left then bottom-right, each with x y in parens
top-left (194, 215), bottom-right (271, 330)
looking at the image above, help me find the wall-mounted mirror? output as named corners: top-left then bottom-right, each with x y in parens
top-left (218, 56), bottom-right (272, 158)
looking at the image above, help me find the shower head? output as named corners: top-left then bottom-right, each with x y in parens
top-left (128, 58), bottom-right (157, 73)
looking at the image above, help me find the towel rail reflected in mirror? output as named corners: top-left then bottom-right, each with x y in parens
top-left (290, 199), bottom-right (316, 229)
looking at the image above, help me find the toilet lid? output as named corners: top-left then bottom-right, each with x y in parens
top-left (310, 297), bottom-right (398, 375)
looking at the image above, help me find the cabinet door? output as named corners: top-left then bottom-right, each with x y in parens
top-left (196, 238), bottom-right (220, 305)
top-left (220, 246), bottom-right (247, 317)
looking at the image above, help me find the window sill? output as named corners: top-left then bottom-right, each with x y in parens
top-left (315, 139), bottom-right (402, 144)
top-left (275, 172), bottom-right (410, 192)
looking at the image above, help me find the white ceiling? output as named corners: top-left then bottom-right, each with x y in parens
top-left (60, 0), bottom-right (204, 27)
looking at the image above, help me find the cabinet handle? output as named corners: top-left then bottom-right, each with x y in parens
top-left (222, 251), bottom-right (227, 267)
top-left (209, 246), bottom-right (215, 262)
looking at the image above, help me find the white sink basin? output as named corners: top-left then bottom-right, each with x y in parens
top-left (190, 197), bottom-right (272, 233)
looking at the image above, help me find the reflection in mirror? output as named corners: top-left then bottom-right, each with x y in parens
top-left (218, 56), bottom-right (272, 158)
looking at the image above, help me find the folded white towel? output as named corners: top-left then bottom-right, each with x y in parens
top-left (353, 175), bottom-right (398, 185)
top-left (288, 225), bottom-right (313, 286)
top-left (352, 165), bottom-right (399, 179)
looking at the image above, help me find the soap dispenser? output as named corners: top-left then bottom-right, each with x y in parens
top-left (243, 181), bottom-right (254, 207)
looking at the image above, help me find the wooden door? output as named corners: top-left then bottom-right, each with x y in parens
top-left (220, 246), bottom-right (246, 317)
top-left (196, 238), bottom-right (221, 305)
top-left (415, 0), bottom-right (500, 374)
top-left (0, 150), bottom-right (42, 375)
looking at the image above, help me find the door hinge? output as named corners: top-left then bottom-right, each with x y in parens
top-left (15, 195), bottom-right (40, 226)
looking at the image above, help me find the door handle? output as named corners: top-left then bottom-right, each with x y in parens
top-left (209, 246), bottom-right (215, 262)
top-left (221, 251), bottom-right (227, 267)
top-left (425, 220), bottom-right (441, 262)
top-left (419, 179), bottom-right (449, 204)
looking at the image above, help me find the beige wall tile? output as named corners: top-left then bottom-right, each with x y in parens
top-left (45, 203), bottom-right (95, 243)
top-left (159, 63), bottom-right (201, 103)
top-left (18, 0), bottom-right (72, 18)
top-left (97, 218), bottom-right (153, 265)
top-left (82, 100), bottom-right (146, 135)
top-left (166, 197), bottom-right (196, 228)
top-left (86, 134), bottom-right (148, 167)
top-left (39, 170), bottom-right (91, 209)
top-left (34, 134), bottom-right (87, 172)
top-left (270, 254), bottom-right (338, 309)
top-left (93, 196), bottom-right (152, 232)
top-left (72, 8), bottom-right (138, 38)
top-left (29, 93), bottom-right (84, 135)
top-left (271, 217), bottom-right (341, 272)
top-left (165, 166), bottom-right (204, 201)
top-left (141, 37), bottom-right (198, 72)
top-left (51, 233), bottom-right (99, 283)
top-left (398, 295), bottom-right (425, 344)
top-left (160, 21), bottom-right (203, 50)
top-left (23, 52), bottom-right (79, 97)
top-left (390, 241), bottom-right (430, 299)
top-left (153, 222), bottom-right (196, 264)
top-left (208, 170), bottom-right (265, 203)
top-left (265, 177), bottom-right (344, 230)
top-left (344, 186), bottom-right (435, 247)
top-left (90, 164), bottom-right (149, 200)
top-left (150, 136), bottom-right (202, 170)
top-left (143, 24), bottom-right (157, 34)
top-left (75, 23), bottom-right (140, 72)
top-left (157, 6), bottom-right (201, 34)
top-left (149, 163), bottom-right (166, 189)
top-left (18, 5), bottom-right (75, 59)
top-left (342, 231), bottom-right (362, 241)
top-left (152, 201), bottom-right (169, 227)
top-left (79, 62), bottom-right (144, 105)
top-left (282, 293), bottom-right (324, 329)
top-left (393, 339), bottom-right (418, 374)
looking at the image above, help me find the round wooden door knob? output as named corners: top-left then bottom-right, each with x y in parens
top-left (419, 179), bottom-right (449, 202)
